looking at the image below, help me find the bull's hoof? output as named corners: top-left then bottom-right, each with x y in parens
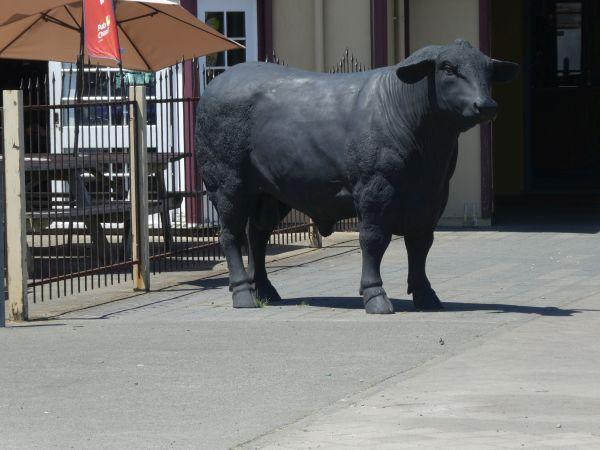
top-left (363, 287), bottom-right (394, 314)
top-left (255, 279), bottom-right (282, 303)
top-left (232, 288), bottom-right (258, 308)
top-left (412, 287), bottom-right (444, 311)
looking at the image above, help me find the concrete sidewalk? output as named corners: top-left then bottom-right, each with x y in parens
top-left (1, 228), bottom-right (600, 449)
top-left (251, 293), bottom-right (600, 450)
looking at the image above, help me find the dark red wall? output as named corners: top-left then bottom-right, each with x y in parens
top-left (371, 0), bottom-right (388, 68)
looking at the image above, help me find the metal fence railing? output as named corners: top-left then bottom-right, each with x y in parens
top-left (20, 72), bottom-right (136, 303)
top-left (330, 49), bottom-right (366, 232)
top-left (146, 60), bottom-right (221, 273)
top-left (1, 50), bottom-right (367, 319)
top-left (1, 57), bottom-right (317, 313)
top-left (146, 57), bottom-right (313, 275)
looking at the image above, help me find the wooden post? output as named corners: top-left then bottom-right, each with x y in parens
top-left (3, 91), bottom-right (28, 321)
top-left (309, 222), bottom-right (323, 249)
top-left (129, 86), bottom-right (150, 291)
top-left (0, 125), bottom-right (5, 328)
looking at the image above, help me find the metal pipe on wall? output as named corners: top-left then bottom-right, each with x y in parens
top-left (314, 0), bottom-right (325, 72)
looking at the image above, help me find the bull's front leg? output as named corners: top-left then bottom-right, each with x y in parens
top-left (359, 222), bottom-right (394, 314)
top-left (405, 231), bottom-right (443, 310)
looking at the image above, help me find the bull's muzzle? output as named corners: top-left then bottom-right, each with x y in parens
top-left (474, 98), bottom-right (498, 122)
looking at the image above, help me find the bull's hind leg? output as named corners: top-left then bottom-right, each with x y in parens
top-left (247, 197), bottom-right (290, 303)
top-left (405, 231), bottom-right (443, 310)
top-left (213, 190), bottom-right (257, 308)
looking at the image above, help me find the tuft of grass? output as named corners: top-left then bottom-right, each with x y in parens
top-left (256, 297), bottom-right (270, 308)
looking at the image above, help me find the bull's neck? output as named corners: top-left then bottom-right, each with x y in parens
top-left (377, 70), bottom-right (459, 151)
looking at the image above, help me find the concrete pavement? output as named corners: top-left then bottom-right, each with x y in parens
top-left (251, 293), bottom-right (600, 450)
top-left (1, 228), bottom-right (600, 449)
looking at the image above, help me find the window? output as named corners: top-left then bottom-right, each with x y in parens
top-left (556, 2), bottom-right (583, 84)
top-left (60, 64), bottom-right (157, 127)
top-left (197, 0), bottom-right (258, 87)
top-left (204, 10), bottom-right (248, 76)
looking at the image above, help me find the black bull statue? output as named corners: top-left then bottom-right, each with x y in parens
top-left (196, 39), bottom-right (518, 314)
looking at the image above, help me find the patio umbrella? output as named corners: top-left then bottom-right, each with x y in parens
top-left (0, 0), bottom-right (241, 72)
top-left (0, 0), bottom-right (239, 157)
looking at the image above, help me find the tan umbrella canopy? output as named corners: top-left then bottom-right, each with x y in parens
top-left (0, 0), bottom-right (241, 72)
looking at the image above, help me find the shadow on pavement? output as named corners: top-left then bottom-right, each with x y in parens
top-left (1, 323), bottom-right (67, 329)
top-left (185, 277), bottom-right (229, 289)
top-left (276, 297), bottom-right (589, 316)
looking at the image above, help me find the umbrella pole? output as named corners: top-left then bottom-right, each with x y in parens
top-left (118, 61), bottom-right (124, 108)
top-left (73, 28), bottom-right (85, 155)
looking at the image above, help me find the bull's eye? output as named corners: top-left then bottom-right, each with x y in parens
top-left (441, 62), bottom-right (458, 76)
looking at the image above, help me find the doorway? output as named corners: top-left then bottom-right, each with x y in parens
top-left (528, 0), bottom-right (600, 192)
top-left (492, 0), bottom-right (600, 224)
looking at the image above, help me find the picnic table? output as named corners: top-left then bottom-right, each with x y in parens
top-left (11, 150), bottom-right (190, 262)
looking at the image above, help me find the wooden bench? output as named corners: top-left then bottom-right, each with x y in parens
top-left (2, 151), bottom-right (190, 264)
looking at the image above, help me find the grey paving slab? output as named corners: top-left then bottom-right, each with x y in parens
top-left (250, 294), bottom-right (600, 450)
top-left (0, 229), bottom-right (599, 449)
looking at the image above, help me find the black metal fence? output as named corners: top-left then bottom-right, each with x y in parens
top-left (145, 60), bottom-right (222, 274)
top-left (0, 50), bottom-right (370, 311)
top-left (7, 56), bottom-right (315, 304)
top-left (331, 50), bottom-right (365, 232)
top-left (21, 69), bottom-right (136, 302)
top-left (329, 48), bottom-right (369, 74)
top-left (146, 59), bottom-right (312, 276)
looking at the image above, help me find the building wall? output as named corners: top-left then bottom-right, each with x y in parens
top-left (410, 0), bottom-right (483, 224)
top-left (323, 0), bottom-right (371, 70)
top-left (272, 0), bottom-right (484, 224)
top-left (272, 0), bottom-right (372, 71)
top-left (272, 0), bottom-right (316, 70)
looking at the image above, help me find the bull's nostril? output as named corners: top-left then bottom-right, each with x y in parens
top-left (474, 99), bottom-right (498, 118)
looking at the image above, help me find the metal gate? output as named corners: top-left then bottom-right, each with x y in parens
top-left (1, 49), bottom-right (366, 319)
top-left (2, 58), bottom-right (317, 311)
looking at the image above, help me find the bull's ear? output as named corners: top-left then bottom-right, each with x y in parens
top-left (491, 59), bottom-right (519, 84)
top-left (396, 59), bottom-right (435, 84)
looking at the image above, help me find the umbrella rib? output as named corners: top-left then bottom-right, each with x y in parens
top-left (118, 12), bottom-right (159, 25)
top-left (117, 23), bottom-right (152, 71)
top-left (0, 14), bottom-right (44, 55)
top-left (41, 13), bottom-right (80, 32)
top-left (140, 3), bottom-right (241, 47)
top-left (62, 5), bottom-right (82, 30)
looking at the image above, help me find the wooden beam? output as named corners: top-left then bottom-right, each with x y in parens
top-left (3, 90), bottom-right (28, 321)
top-left (0, 126), bottom-right (4, 327)
top-left (129, 86), bottom-right (150, 292)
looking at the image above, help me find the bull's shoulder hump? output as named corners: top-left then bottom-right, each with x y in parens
top-left (206, 62), bottom-right (379, 92)
top-left (223, 61), bottom-right (377, 78)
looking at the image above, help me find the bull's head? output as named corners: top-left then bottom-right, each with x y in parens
top-left (395, 39), bottom-right (518, 131)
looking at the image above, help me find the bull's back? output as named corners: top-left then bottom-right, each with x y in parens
top-left (198, 63), bottom-right (373, 219)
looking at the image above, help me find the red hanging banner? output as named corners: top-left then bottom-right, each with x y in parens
top-left (83, 0), bottom-right (121, 62)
